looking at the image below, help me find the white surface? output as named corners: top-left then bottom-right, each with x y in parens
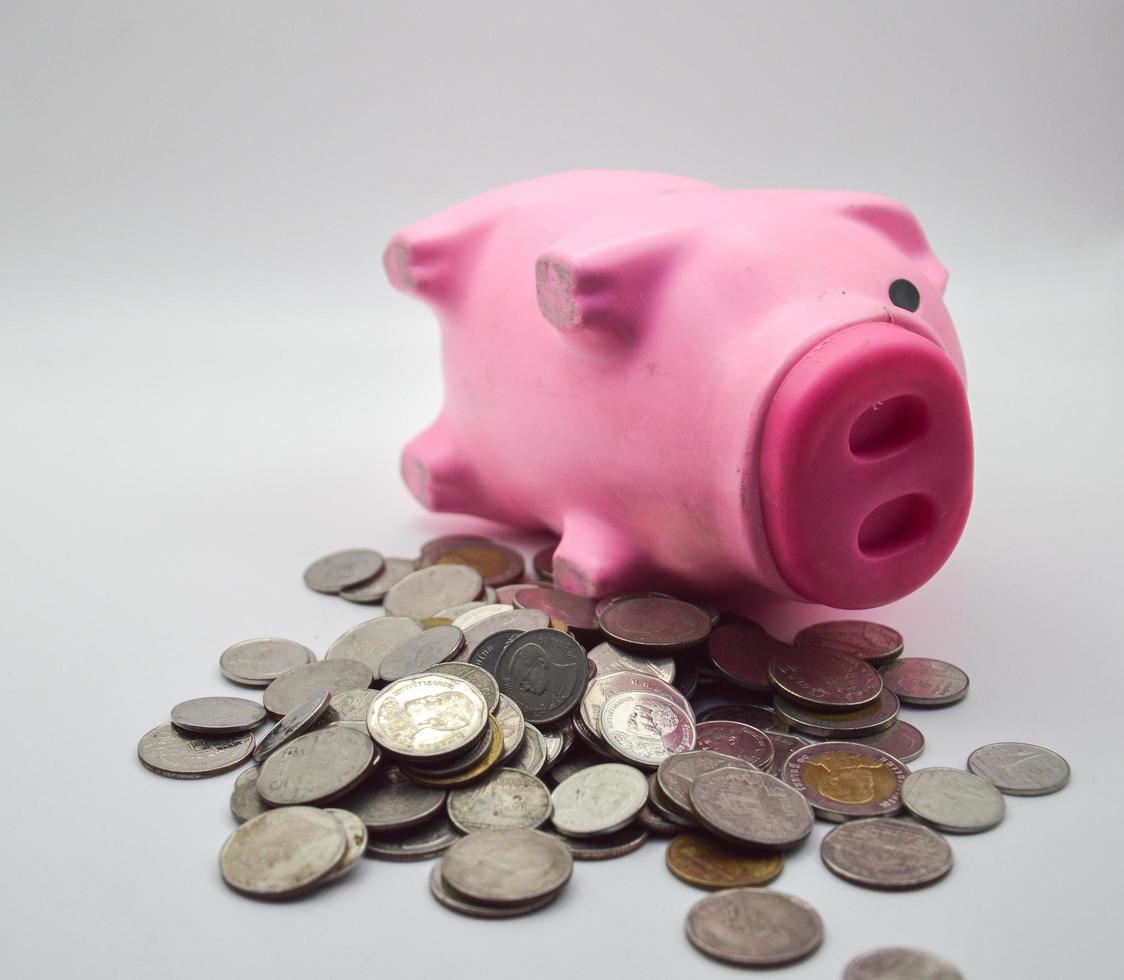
top-left (2, 3), bottom-right (1121, 978)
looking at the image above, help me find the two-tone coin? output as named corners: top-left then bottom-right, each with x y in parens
top-left (421, 539), bottom-right (525, 586)
top-left (967, 742), bottom-right (1070, 796)
top-left (821, 817), bottom-right (952, 888)
top-left (782, 742), bottom-right (909, 821)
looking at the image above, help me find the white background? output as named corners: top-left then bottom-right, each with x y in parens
top-left (2, 3), bottom-right (1121, 977)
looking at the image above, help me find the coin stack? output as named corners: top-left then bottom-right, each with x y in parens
top-left (137, 535), bottom-right (1071, 976)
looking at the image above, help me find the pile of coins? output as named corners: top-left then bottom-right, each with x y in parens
top-left (138, 536), bottom-right (1071, 976)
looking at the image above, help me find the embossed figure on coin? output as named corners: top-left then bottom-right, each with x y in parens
top-left (803, 750), bottom-right (896, 805)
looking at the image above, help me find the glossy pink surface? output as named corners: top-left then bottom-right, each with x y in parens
top-left (385, 171), bottom-right (972, 609)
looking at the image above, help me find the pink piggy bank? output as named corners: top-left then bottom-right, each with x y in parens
top-left (385, 171), bottom-right (972, 611)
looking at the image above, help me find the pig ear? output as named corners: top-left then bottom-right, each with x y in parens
top-left (830, 194), bottom-right (949, 294)
top-left (383, 195), bottom-right (506, 308)
top-left (535, 222), bottom-right (682, 341)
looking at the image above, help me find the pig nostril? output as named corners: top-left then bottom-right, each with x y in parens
top-left (848, 395), bottom-right (928, 459)
top-left (857, 494), bottom-right (937, 558)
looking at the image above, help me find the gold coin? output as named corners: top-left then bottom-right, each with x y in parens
top-left (665, 833), bottom-right (784, 890)
top-left (420, 617), bottom-right (454, 629)
top-left (799, 750), bottom-right (898, 805)
top-left (401, 716), bottom-right (504, 788)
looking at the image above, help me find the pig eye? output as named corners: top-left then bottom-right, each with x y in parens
top-left (888, 279), bottom-right (921, 312)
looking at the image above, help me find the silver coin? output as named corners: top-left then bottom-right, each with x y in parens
top-left (507, 722), bottom-right (547, 776)
top-left (138, 724), bottom-right (254, 779)
top-left (451, 603), bottom-right (515, 632)
top-left (694, 720), bottom-right (774, 769)
top-left (220, 806), bottom-right (347, 899)
top-left (549, 745), bottom-right (605, 785)
top-left (257, 727), bottom-right (376, 805)
top-left (398, 718), bottom-right (496, 778)
top-left (220, 637), bottom-right (315, 687)
top-left (550, 762), bottom-right (649, 837)
top-left (229, 765), bottom-right (268, 823)
top-left (322, 808), bottom-right (368, 881)
top-left (367, 674), bottom-right (488, 759)
top-left (656, 750), bottom-right (757, 819)
top-left (768, 646), bottom-right (883, 711)
top-left (782, 742), bottom-right (910, 821)
top-left (582, 670), bottom-right (693, 740)
top-left (557, 824), bottom-right (650, 860)
top-left (315, 688), bottom-right (377, 727)
top-left (384, 564), bottom-right (484, 619)
top-left (337, 765), bottom-right (447, 832)
top-left (600, 691), bottom-right (696, 768)
top-left (304, 548), bottom-right (384, 594)
top-left (598, 595), bottom-right (712, 651)
top-left (774, 690), bottom-right (901, 739)
top-left (435, 601), bottom-right (486, 621)
top-left (440, 828), bottom-right (573, 907)
top-left (794, 620), bottom-right (905, 666)
top-left (686, 889), bottom-right (823, 966)
top-left (766, 732), bottom-right (812, 778)
top-left (378, 625), bottom-right (465, 682)
top-left (428, 863), bottom-right (559, 918)
top-left (901, 767), bottom-right (1005, 833)
top-left (495, 693), bottom-right (526, 764)
top-left (539, 723), bottom-right (570, 770)
top-left (648, 772), bottom-right (697, 828)
top-left (843, 720), bottom-right (925, 763)
top-left (428, 661), bottom-right (500, 713)
top-left (967, 742), bottom-right (1070, 796)
top-left (170, 696), bottom-right (265, 734)
top-left (696, 702), bottom-right (788, 733)
top-left (446, 768), bottom-right (553, 833)
top-left (339, 556), bottom-right (418, 604)
top-left (881, 658), bottom-right (969, 706)
top-left (365, 815), bottom-right (460, 861)
top-left (844, 948), bottom-right (964, 980)
top-left (460, 608), bottom-right (550, 660)
top-left (263, 659), bottom-right (372, 717)
top-left (586, 641), bottom-right (676, 683)
top-left (690, 767), bottom-right (814, 850)
top-left (637, 800), bottom-right (686, 836)
top-left (324, 616), bottom-right (423, 678)
top-left (822, 817), bottom-right (952, 888)
top-left (254, 689), bottom-right (332, 762)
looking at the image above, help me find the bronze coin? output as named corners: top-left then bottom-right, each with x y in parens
top-left (666, 832), bottom-right (784, 889)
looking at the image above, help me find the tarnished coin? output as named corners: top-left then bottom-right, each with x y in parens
top-left (315, 688), bottom-right (377, 727)
top-left (467, 628), bottom-right (523, 675)
top-left (513, 588), bottom-right (599, 632)
top-left (595, 591), bottom-right (674, 620)
top-left (648, 772), bottom-right (697, 828)
top-left (446, 768), bottom-right (552, 833)
top-left (532, 543), bottom-right (555, 581)
top-left (794, 620), bottom-right (904, 666)
top-left (881, 658), bottom-right (969, 706)
top-left (845, 720), bottom-right (925, 763)
top-left (600, 692), bottom-right (696, 768)
top-left (339, 556), bottom-right (418, 604)
top-left (429, 863), bottom-right (559, 918)
top-left (667, 833), bottom-right (784, 889)
top-left (774, 691), bottom-right (900, 739)
top-left (220, 806), bottom-right (347, 898)
top-left (378, 625), bottom-right (464, 682)
top-left (495, 628), bottom-right (587, 724)
top-left (429, 661), bottom-right (500, 713)
top-left (257, 726), bottom-right (376, 805)
top-left (551, 762), bottom-right (649, 837)
top-left (367, 674), bottom-right (488, 759)
top-left (440, 828), bottom-right (572, 906)
top-left (821, 817), bottom-right (952, 889)
top-left (384, 565), bottom-right (484, 619)
top-left (766, 732), bottom-right (812, 778)
top-left (967, 742), bottom-right (1070, 796)
top-left (366, 815), bottom-right (460, 862)
top-left (902, 767), bottom-right (1005, 833)
top-left (336, 765), bottom-right (447, 832)
top-left (558, 824), bottom-right (650, 860)
top-left (461, 609), bottom-right (550, 660)
top-left (656, 750), bottom-right (756, 819)
top-left (494, 693), bottom-right (527, 763)
top-left (844, 948), bottom-right (963, 980)
top-left (229, 765), bottom-right (268, 823)
top-left (707, 623), bottom-right (791, 692)
top-left (220, 637), bottom-right (315, 687)
top-left (255, 689), bottom-right (332, 761)
top-left (138, 724), bottom-right (254, 779)
top-left (495, 581), bottom-right (547, 603)
top-left (404, 716), bottom-right (505, 788)
top-left (783, 742), bottom-right (910, 821)
top-left (694, 721), bottom-right (774, 769)
top-left (587, 641), bottom-right (675, 683)
top-left (304, 548), bottom-right (384, 594)
top-left (509, 723), bottom-right (547, 776)
top-left (419, 534), bottom-right (489, 561)
top-left (263, 659), bottom-right (372, 717)
top-left (691, 767), bottom-right (814, 849)
top-left (599, 595), bottom-right (712, 651)
top-left (325, 616), bottom-right (423, 678)
top-left (768, 646), bottom-right (883, 711)
top-left (582, 670), bottom-right (693, 739)
top-left (696, 702), bottom-right (788, 733)
top-left (171, 696), bottom-right (265, 734)
top-left (686, 889), bottom-right (823, 966)
top-left (322, 808), bottom-right (368, 881)
top-left (422, 539), bottom-right (525, 587)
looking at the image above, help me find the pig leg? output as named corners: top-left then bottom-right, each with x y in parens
top-left (551, 515), bottom-right (645, 598)
top-left (399, 418), bottom-right (483, 515)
